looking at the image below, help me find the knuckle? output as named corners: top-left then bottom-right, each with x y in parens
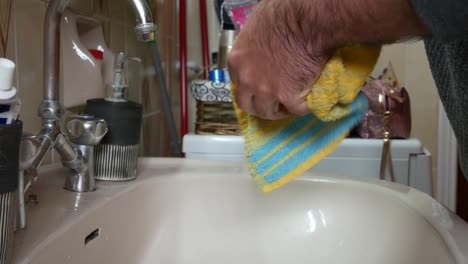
top-left (227, 50), bottom-right (240, 69)
top-left (235, 92), bottom-right (252, 113)
top-left (281, 99), bottom-right (308, 116)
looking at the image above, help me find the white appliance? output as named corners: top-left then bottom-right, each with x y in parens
top-left (183, 134), bottom-right (433, 196)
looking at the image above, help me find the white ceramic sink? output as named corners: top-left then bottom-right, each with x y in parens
top-left (12, 158), bottom-right (468, 264)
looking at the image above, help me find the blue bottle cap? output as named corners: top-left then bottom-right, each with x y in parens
top-left (209, 69), bottom-right (225, 83)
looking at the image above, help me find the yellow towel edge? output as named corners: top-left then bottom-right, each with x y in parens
top-left (232, 89), bottom-right (262, 156)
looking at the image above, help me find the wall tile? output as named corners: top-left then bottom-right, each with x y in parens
top-left (158, 0), bottom-right (176, 39)
top-left (109, 21), bottom-right (127, 54)
top-left (14, 0), bottom-right (53, 165)
top-left (108, 0), bottom-right (125, 22)
top-left (142, 113), bottom-right (162, 156)
top-left (124, 24), bottom-right (139, 57)
top-left (93, 0), bottom-right (110, 18)
top-left (4, 0), bottom-right (16, 62)
top-left (123, 0), bottom-right (136, 27)
top-left (70, 0), bottom-right (94, 16)
top-left (14, 0), bottom-right (46, 134)
top-left (158, 113), bottom-right (170, 157)
top-left (0, 0), bottom-right (13, 57)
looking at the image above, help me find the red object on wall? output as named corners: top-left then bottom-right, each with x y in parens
top-left (179, 0), bottom-right (188, 140)
top-left (88, 49), bottom-right (103, 60)
top-left (179, 0), bottom-right (210, 142)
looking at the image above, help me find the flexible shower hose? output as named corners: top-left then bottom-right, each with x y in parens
top-left (149, 41), bottom-right (182, 157)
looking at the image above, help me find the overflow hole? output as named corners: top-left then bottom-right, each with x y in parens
top-left (85, 228), bottom-right (100, 245)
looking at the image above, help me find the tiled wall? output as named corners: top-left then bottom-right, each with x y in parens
top-left (1, 0), bottom-right (180, 163)
top-left (2, 0), bottom-right (443, 184)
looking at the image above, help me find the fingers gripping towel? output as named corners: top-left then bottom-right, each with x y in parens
top-left (233, 45), bottom-right (381, 193)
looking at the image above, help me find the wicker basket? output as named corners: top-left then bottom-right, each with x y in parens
top-left (195, 101), bottom-right (241, 135)
top-left (191, 80), bottom-right (241, 135)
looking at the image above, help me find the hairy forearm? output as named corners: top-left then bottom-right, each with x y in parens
top-left (228, 0), bottom-right (431, 119)
top-left (260, 0), bottom-right (428, 50)
top-left (327, 0), bottom-right (428, 45)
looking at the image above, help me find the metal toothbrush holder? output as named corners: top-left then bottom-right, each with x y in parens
top-left (0, 120), bottom-right (22, 264)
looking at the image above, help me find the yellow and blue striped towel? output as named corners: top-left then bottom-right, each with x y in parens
top-left (233, 45), bottom-right (381, 193)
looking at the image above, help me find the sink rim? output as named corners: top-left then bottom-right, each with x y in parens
top-left (12, 158), bottom-right (468, 264)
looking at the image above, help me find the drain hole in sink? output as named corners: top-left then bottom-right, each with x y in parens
top-left (85, 228), bottom-right (100, 245)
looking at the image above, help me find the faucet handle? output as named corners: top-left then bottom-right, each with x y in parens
top-left (19, 132), bottom-right (53, 171)
top-left (62, 113), bottom-right (108, 146)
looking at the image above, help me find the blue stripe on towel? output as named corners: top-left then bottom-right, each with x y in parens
top-left (254, 119), bottom-right (327, 175)
top-left (263, 96), bottom-right (367, 183)
top-left (250, 115), bottom-right (313, 163)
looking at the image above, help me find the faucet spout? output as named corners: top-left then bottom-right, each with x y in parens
top-left (41, 0), bottom-right (156, 120)
top-left (17, 0), bottom-right (158, 230)
top-left (129, 0), bottom-right (153, 25)
top-left (42, 0), bottom-right (71, 117)
top-left (128, 0), bottom-right (157, 42)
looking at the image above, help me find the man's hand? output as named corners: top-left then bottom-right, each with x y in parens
top-left (228, 0), bottom-right (331, 120)
top-left (228, 0), bottom-right (427, 120)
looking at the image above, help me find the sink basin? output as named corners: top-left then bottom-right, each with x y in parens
top-left (12, 158), bottom-right (468, 264)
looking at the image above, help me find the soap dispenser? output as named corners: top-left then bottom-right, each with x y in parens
top-left (86, 52), bottom-right (143, 181)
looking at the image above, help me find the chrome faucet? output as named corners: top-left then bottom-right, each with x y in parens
top-left (17, 0), bottom-right (157, 230)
